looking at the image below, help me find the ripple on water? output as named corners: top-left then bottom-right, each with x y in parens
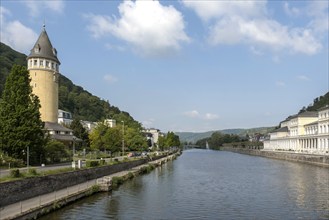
top-left (41, 150), bottom-right (329, 220)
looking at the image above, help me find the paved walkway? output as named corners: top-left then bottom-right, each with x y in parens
top-left (0, 163), bottom-right (150, 220)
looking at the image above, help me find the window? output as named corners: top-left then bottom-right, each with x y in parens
top-left (40, 60), bottom-right (43, 66)
top-left (34, 60), bottom-right (37, 66)
top-left (46, 61), bottom-right (49, 68)
top-left (51, 63), bottom-right (54, 69)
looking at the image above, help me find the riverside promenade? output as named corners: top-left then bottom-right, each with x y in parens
top-left (222, 147), bottom-right (329, 167)
top-left (0, 153), bottom-right (180, 220)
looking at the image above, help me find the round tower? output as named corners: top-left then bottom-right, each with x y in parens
top-left (27, 25), bottom-right (60, 123)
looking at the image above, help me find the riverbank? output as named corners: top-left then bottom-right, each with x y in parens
top-left (221, 147), bottom-right (329, 167)
top-left (0, 152), bottom-right (181, 220)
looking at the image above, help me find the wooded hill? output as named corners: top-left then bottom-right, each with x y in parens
top-left (0, 42), bottom-right (140, 128)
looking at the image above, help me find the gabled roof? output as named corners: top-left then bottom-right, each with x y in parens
top-left (318, 105), bottom-right (329, 111)
top-left (44, 122), bottom-right (72, 132)
top-left (287, 111), bottom-right (318, 120)
top-left (27, 26), bottom-right (60, 64)
top-left (272, 126), bottom-right (289, 133)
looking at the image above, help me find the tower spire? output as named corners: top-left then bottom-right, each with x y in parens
top-left (43, 19), bottom-right (46, 30)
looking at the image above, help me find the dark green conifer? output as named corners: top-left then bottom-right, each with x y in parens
top-left (0, 65), bottom-right (46, 164)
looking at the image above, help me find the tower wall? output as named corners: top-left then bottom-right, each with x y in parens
top-left (28, 58), bottom-right (59, 123)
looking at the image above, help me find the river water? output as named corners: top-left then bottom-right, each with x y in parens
top-left (42, 149), bottom-right (329, 219)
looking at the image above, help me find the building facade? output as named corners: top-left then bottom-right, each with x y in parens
top-left (58, 109), bottom-right (73, 126)
top-left (27, 25), bottom-right (60, 123)
top-left (264, 106), bottom-right (329, 155)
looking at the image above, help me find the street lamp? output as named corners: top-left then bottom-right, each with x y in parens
top-left (27, 146), bottom-right (29, 169)
top-left (72, 137), bottom-right (76, 161)
top-left (121, 121), bottom-right (125, 157)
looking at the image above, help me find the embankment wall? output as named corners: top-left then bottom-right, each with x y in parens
top-left (222, 147), bottom-right (329, 167)
top-left (0, 155), bottom-right (166, 207)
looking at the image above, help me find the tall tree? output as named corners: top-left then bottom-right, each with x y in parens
top-left (89, 123), bottom-right (122, 156)
top-left (0, 65), bottom-right (46, 164)
top-left (70, 118), bottom-right (90, 148)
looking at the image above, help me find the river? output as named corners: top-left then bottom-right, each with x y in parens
top-left (41, 149), bottom-right (329, 219)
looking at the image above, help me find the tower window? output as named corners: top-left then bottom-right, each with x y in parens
top-left (46, 61), bottom-right (49, 68)
top-left (34, 60), bottom-right (37, 66)
top-left (34, 83), bottom-right (37, 88)
top-left (40, 60), bottom-right (43, 66)
top-left (51, 63), bottom-right (54, 69)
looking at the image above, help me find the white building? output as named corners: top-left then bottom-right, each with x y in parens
top-left (104, 119), bottom-right (116, 128)
top-left (58, 109), bottom-right (73, 126)
top-left (143, 128), bottom-right (162, 147)
top-left (264, 106), bottom-right (329, 155)
top-left (80, 120), bottom-right (98, 133)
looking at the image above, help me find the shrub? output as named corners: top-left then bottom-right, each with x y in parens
top-left (86, 160), bottom-right (100, 167)
top-left (28, 168), bottom-right (38, 176)
top-left (10, 169), bottom-right (21, 178)
top-left (111, 176), bottom-right (124, 189)
top-left (0, 152), bottom-right (24, 168)
top-left (127, 172), bottom-right (134, 179)
top-left (90, 185), bottom-right (100, 193)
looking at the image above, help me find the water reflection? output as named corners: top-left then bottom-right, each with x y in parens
top-left (42, 149), bottom-right (329, 220)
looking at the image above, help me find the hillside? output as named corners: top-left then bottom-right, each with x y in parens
top-left (0, 42), bottom-right (140, 128)
top-left (300, 92), bottom-right (329, 113)
top-left (0, 43), bottom-right (27, 95)
top-left (176, 127), bottom-right (275, 144)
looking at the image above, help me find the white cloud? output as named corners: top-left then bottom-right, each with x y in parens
top-left (307, 1), bottom-right (329, 34)
top-left (0, 7), bottom-right (38, 53)
top-left (276, 81), bottom-right (286, 87)
top-left (183, 1), bottom-right (324, 55)
top-left (183, 110), bottom-right (200, 118)
top-left (105, 43), bottom-right (125, 52)
top-left (183, 110), bottom-right (219, 120)
top-left (182, 1), bottom-right (266, 21)
top-left (283, 2), bottom-right (300, 17)
top-left (297, 75), bottom-right (310, 81)
top-left (22, 1), bottom-right (65, 17)
top-left (85, 0), bottom-right (190, 57)
top-left (204, 113), bottom-right (219, 120)
top-left (103, 74), bottom-right (118, 83)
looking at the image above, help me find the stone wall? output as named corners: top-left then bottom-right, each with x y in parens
top-left (222, 147), bottom-right (329, 167)
top-left (0, 159), bottom-right (150, 207)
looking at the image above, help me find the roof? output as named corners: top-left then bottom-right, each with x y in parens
top-left (49, 134), bottom-right (82, 142)
top-left (27, 26), bottom-right (60, 64)
top-left (288, 111), bottom-right (318, 119)
top-left (272, 126), bottom-right (289, 133)
top-left (318, 105), bottom-right (329, 111)
top-left (44, 122), bottom-right (72, 132)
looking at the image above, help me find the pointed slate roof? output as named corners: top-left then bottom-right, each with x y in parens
top-left (27, 26), bottom-right (60, 64)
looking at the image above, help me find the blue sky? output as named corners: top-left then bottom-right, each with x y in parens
top-left (1, 0), bottom-right (328, 132)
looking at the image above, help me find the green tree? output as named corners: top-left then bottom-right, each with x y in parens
top-left (89, 123), bottom-right (122, 156)
top-left (44, 140), bottom-right (70, 163)
top-left (125, 127), bottom-right (147, 152)
top-left (166, 131), bottom-right (180, 148)
top-left (158, 135), bottom-right (166, 151)
top-left (70, 118), bottom-right (90, 148)
top-left (0, 65), bottom-right (46, 164)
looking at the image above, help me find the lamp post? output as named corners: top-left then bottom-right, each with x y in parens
top-left (121, 121), bottom-right (125, 157)
top-left (27, 146), bottom-right (29, 170)
top-left (72, 137), bottom-right (76, 161)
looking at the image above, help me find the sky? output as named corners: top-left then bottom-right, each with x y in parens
top-left (1, 0), bottom-right (328, 133)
